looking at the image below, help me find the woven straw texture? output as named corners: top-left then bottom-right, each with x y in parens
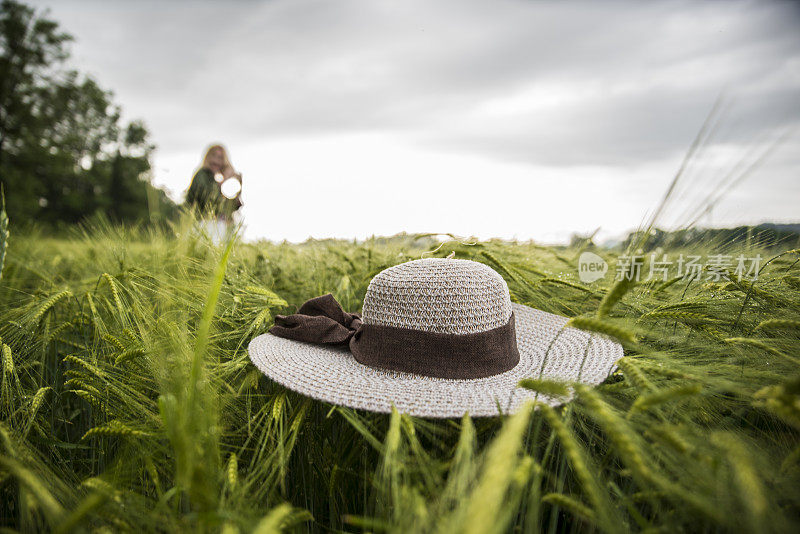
top-left (362, 258), bottom-right (512, 334)
top-left (248, 302), bottom-right (623, 418)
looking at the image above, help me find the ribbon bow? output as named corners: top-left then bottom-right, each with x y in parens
top-left (269, 294), bottom-right (362, 346)
top-left (267, 293), bottom-right (520, 379)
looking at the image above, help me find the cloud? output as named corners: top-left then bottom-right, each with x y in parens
top-left (211, 1), bottom-right (800, 167)
top-left (42, 1), bottom-right (800, 145)
top-left (26, 0), bottom-right (800, 240)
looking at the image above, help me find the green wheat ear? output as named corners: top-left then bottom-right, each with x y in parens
top-left (615, 357), bottom-right (654, 393)
top-left (518, 378), bottom-right (571, 398)
top-left (0, 186), bottom-right (8, 281)
top-left (597, 275), bottom-right (636, 317)
top-left (541, 493), bottom-right (596, 523)
top-left (754, 319), bottom-right (800, 333)
top-left (567, 316), bottom-right (637, 344)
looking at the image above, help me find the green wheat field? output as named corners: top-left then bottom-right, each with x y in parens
top-left (1, 212), bottom-right (799, 533)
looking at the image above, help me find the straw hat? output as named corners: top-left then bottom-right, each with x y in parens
top-left (248, 258), bottom-right (622, 418)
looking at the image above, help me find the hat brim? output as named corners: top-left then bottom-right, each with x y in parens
top-left (247, 303), bottom-right (622, 418)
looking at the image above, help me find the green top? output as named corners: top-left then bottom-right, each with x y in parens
top-left (186, 167), bottom-right (242, 220)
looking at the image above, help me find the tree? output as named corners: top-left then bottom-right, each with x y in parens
top-left (0, 0), bottom-right (177, 226)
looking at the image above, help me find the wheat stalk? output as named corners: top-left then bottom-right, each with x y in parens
top-left (32, 289), bottom-right (73, 324)
top-left (754, 319), bottom-right (800, 333)
top-left (615, 357), bottom-right (653, 393)
top-left (82, 420), bottom-right (150, 440)
top-left (724, 337), bottom-right (800, 365)
top-left (628, 384), bottom-right (703, 416)
top-left (597, 276), bottom-right (636, 317)
top-left (227, 453), bottom-right (238, 490)
top-left (0, 187), bottom-right (8, 282)
top-left (2, 342), bottom-right (15, 377)
top-left (539, 403), bottom-right (615, 529)
top-left (567, 316), bottom-right (637, 344)
top-left (541, 493), bottom-right (596, 523)
top-left (518, 378), bottom-right (570, 398)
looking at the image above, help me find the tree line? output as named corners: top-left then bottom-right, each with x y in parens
top-left (0, 0), bottom-right (178, 228)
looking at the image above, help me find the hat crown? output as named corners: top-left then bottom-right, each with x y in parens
top-left (362, 258), bottom-right (512, 335)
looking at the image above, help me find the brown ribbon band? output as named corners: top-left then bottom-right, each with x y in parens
top-left (269, 294), bottom-right (520, 379)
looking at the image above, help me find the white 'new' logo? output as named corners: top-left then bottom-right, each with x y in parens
top-left (578, 252), bottom-right (608, 283)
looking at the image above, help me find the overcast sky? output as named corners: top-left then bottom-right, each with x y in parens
top-left (29, 0), bottom-right (800, 243)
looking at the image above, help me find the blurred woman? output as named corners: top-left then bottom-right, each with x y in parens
top-left (186, 144), bottom-right (242, 242)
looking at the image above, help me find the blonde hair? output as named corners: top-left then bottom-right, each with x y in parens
top-left (200, 143), bottom-right (235, 175)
